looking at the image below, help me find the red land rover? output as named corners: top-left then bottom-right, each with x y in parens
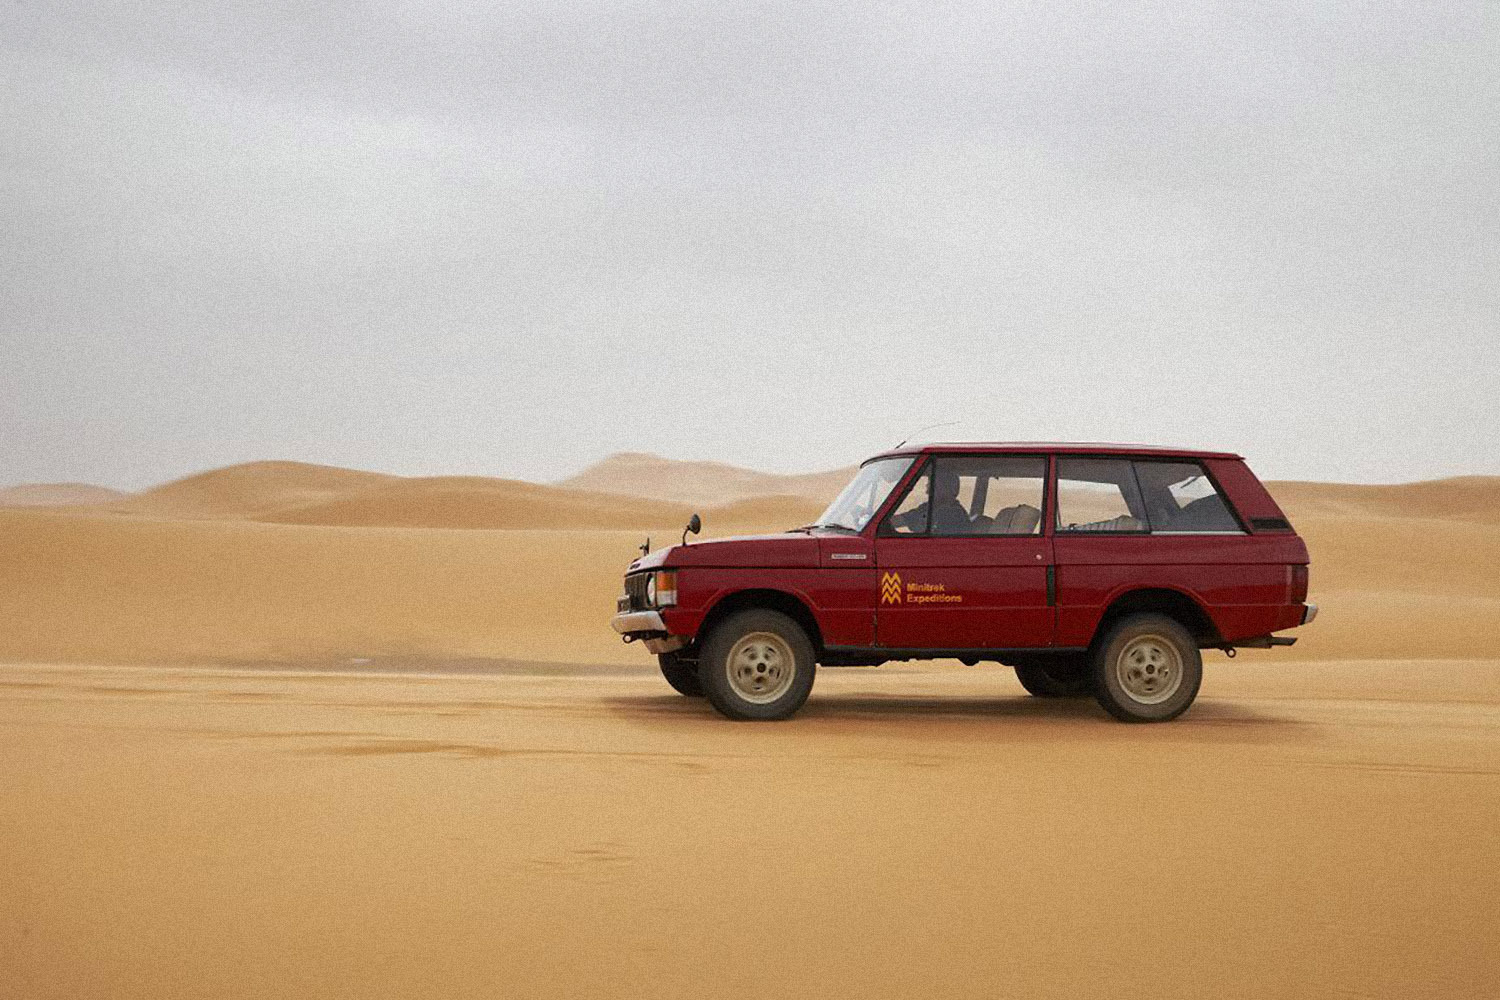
top-left (610, 443), bottom-right (1315, 722)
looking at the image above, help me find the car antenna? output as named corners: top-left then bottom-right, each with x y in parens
top-left (896, 420), bottom-right (960, 448)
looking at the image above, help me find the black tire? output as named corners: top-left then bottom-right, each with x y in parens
top-left (658, 652), bottom-right (703, 697)
top-left (698, 609), bottom-right (816, 721)
top-left (1091, 613), bottom-right (1202, 722)
top-left (1013, 655), bottom-right (1093, 698)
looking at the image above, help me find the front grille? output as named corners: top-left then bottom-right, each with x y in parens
top-left (624, 572), bottom-right (651, 611)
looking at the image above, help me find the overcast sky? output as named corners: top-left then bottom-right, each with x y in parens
top-left (3, 2), bottom-right (1497, 489)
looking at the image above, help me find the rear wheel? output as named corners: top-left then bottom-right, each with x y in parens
top-left (1091, 613), bottom-right (1202, 722)
top-left (699, 610), bottom-right (816, 721)
top-left (1013, 656), bottom-right (1093, 698)
top-left (658, 652), bottom-right (703, 697)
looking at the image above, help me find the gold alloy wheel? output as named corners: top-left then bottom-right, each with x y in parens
top-left (1114, 633), bottom-right (1184, 705)
top-left (725, 631), bottom-right (797, 704)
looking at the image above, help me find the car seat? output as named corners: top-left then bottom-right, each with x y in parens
top-left (989, 504), bottom-right (1041, 534)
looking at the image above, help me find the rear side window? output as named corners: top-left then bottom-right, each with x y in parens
top-left (1056, 459), bottom-right (1147, 532)
top-left (1133, 461), bottom-right (1242, 533)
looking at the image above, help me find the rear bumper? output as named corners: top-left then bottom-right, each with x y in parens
top-left (1302, 603), bottom-right (1319, 625)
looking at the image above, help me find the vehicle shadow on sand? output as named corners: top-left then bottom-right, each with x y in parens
top-left (602, 691), bottom-right (1316, 744)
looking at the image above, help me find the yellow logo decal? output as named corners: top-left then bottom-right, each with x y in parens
top-left (881, 572), bottom-right (903, 604)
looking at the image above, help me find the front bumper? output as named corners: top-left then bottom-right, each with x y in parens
top-left (610, 610), bottom-right (687, 654)
top-left (1302, 603), bottom-right (1319, 625)
top-left (612, 610), bottom-right (667, 635)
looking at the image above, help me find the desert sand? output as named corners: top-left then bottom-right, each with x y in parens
top-left (2, 455), bottom-right (1499, 997)
top-left (3, 658), bottom-right (1497, 999)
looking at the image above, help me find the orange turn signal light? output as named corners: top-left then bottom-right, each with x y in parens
top-left (653, 571), bottom-right (678, 607)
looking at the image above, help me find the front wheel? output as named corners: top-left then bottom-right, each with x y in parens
top-left (1091, 613), bottom-right (1202, 722)
top-left (658, 652), bottom-right (703, 696)
top-left (699, 610), bottom-right (816, 721)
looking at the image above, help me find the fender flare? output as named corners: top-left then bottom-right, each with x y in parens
top-left (1090, 585), bottom-right (1223, 647)
top-left (694, 587), bottom-right (827, 652)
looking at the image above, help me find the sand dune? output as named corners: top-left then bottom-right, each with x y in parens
top-left (52, 455), bottom-right (1499, 534)
top-left (1267, 475), bottom-right (1500, 523)
top-left (10, 459), bottom-right (1498, 532)
top-left (61, 459), bottom-right (826, 532)
top-left (108, 460), bottom-right (396, 519)
top-left (1281, 514), bottom-right (1500, 659)
top-left (1, 455), bottom-right (1498, 666)
top-left (0, 482), bottom-right (127, 507)
top-left (258, 475), bottom-right (693, 531)
top-left (701, 493), bottom-right (827, 530)
top-left (255, 476), bottom-right (820, 533)
top-left (559, 451), bottom-right (855, 506)
top-left (0, 508), bottom-right (657, 665)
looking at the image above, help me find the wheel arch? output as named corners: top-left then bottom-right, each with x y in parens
top-left (696, 588), bottom-right (826, 653)
top-left (1093, 587), bottom-right (1223, 649)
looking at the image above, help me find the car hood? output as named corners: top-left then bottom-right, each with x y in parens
top-left (626, 532), bottom-right (823, 572)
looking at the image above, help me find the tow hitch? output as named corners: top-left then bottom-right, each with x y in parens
top-left (1221, 635), bottom-right (1298, 656)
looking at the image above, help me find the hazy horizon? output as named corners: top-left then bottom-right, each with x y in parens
top-left (6, 447), bottom-right (1500, 496)
top-left (5, 3), bottom-right (1497, 490)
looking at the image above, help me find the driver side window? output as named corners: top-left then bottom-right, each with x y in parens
top-left (934, 456), bottom-right (1046, 536)
top-left (878, 457), bottom-right (1047, 536)
top-left (879, 463), bottom-right (932, 535)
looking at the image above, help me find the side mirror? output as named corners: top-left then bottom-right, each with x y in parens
top-left (682, 513), bottom-right (702, 546)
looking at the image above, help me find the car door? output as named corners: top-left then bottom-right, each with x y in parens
top-left (873, 455), bottom-right (1054, 650)
top-left (1050, 456), bottom-right (1157, 647)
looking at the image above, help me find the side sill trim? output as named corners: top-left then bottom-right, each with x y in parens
top-left (823, 646), bottom-right (1087, 660)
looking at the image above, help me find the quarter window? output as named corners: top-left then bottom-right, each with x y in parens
top-left (1056, 458), bottom-right (1148, 532)
top-left (1132, 461), bottom-right (1242, 533)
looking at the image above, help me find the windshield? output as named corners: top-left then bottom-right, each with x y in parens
top-left (813, 457), bottom-right (915, 532)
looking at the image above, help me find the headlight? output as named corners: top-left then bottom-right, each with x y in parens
top-left (647, 570), bottom-right (678, 607)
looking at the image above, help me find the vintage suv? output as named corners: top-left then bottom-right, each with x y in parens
top-left (611, 443), bottom-right (1315, 723)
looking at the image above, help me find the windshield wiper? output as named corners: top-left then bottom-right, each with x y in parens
top-left (792, 523), bottom-right (860, 534)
